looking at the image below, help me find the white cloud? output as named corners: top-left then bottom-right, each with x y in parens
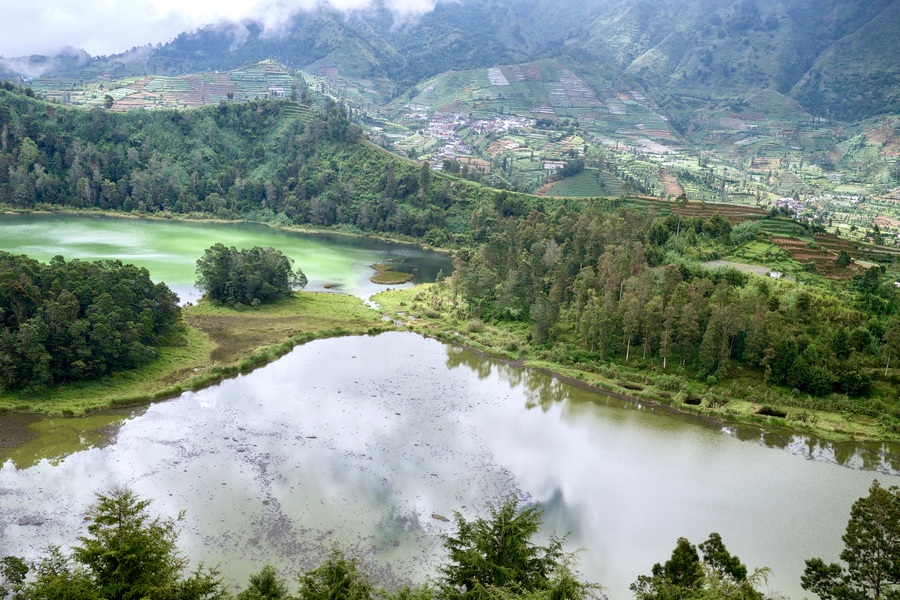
top-left (0, 0), bottom-right (446, 58)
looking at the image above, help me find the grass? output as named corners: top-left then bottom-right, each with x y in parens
top-left (543, 170), bottom-right (605, 197)
top-left (369, 263), bottom-right (414, 284)
top-left (374, 283), bottom-right (893, 442)
top-left (0, 292), bottom-right (388, 416)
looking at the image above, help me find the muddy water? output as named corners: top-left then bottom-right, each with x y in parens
top-left (0, 213), bottom-right (452, 302)
top-left (1, 333), bottom-right (897, 598)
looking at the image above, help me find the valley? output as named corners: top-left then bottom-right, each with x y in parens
top-left (2, 2), bottom-right (900, 597)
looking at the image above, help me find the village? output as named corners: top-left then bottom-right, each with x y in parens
top-left (400, 107), bottom-right (535, 169)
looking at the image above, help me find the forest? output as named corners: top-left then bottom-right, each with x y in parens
top-left (0, 252), bottom-right (181, 392)
top-left (4, 83), bottom-right (900, 432)
top-left (0, 83), bottom-right (504, 247)
top-left (446, 201), bottom-right (900, 430)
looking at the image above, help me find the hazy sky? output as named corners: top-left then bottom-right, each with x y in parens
top-left (0, 0), bottom-right (441, 58)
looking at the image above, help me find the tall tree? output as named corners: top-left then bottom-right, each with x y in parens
top-left (73, 488), bottom-right (188, 600)
top-left (802, 480), bottom-right (900, 600)
top-left (632, 533), bottom-right (766, 600)
top-left (441, 500), bottom-right (599, 600)
top-left (297, 549), bottom-right (375, 600)
top-left (238, 565), bottom-right (291, 600)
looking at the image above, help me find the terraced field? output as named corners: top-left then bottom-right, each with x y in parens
top-left (541, 170), bottom-right (604, 197)
top-left (32, 60), bottom-right (306, 111)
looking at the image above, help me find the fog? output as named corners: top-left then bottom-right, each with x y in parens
top-left (0, 0), bottom-right (450, 59)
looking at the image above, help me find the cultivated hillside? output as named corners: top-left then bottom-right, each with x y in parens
top-left (3, 0), bottom-right (898, 123)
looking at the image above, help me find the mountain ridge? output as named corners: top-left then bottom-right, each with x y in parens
top-left (4, 0), bottom-right (897, 124)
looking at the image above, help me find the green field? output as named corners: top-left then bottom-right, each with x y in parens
top-left (544, 170), bottom-right (605, 197)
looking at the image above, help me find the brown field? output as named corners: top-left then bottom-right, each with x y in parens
top-left (659, 170), bottom-right (684, 197)
top-left (770, 235), bottom-right (865, 278)
top-left (750, 157), bottom-right (781, 170)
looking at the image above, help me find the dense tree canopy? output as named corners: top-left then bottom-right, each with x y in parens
top-left (0, 86), bottom-right (504, 246)
top-left (0, 252), bottom-right (181, 391)
top-left (802, 480), bottom-right (900, 600)
top-left (448, 201), bottom-right (900, 426)
top-left (195, 244), bottom-right (307, 306)
top-left (441, 500), bottom-right (598, 600)
top-left (631, 533), bottom-right (767, 600)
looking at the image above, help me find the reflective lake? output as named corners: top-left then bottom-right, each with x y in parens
top-left (1, 333), bottom-right (896, 599)
top-left (0, 213), bottom-right (452, 302)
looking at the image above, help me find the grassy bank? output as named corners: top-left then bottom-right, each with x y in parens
top-left (0, 292), bottom-right (389, 416)
top-left (373, 283), bottom-right (886, 442)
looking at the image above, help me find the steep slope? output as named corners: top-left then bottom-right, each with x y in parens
top-left (3, 0), bottom-right (898, 122)
top-left (791, 0), bottom-right (900, 120)
top-left (544, 0), bottom-right (899, 119)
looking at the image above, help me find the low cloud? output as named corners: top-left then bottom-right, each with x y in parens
top-left (0, 0), bottom-right (449, 60)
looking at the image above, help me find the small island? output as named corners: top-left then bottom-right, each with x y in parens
top-left (369, 263), bottom-right (414, 285)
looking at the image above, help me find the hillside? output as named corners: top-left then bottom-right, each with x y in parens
top-left (3, 0), bottom-right (898, 124)
top-left (0, 85), bottom-right (510, 245)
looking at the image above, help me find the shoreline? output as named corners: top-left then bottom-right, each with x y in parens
top-left (0, 208), bottom-right (894, 444)
top-left (371, 286), bottom-right (894, 444)
top-left (0, 289), bottom-right (894, 452)
top-left (0, 292), bottom-right (391, 419)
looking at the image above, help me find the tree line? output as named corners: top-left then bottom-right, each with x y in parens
top-left (4, 481), bottom-right (898, 599)
top-left (0, 252), bottom-right (181, 392)
top-left (450, 202), bottom-right (900, 425)
top-left (0, 85), bottom-right (513, 246)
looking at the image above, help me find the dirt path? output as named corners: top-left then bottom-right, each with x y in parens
top-left (659, 169), bottom-right (683, 197)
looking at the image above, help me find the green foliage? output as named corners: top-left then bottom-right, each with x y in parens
top-left (836, 251), bottom-right (853, 269)
top-left (450, 200), bottom-right (900, 410)
top-left (0, 555), bottom-right (28, 599)
top-left (296, 549), bottom-right (376, 600)
top-left (631, 533), bottom-right (766, 600)
top-left (0, 89), bottom-right (487, 243)
top-left (802, 480), bottom-right (900, 600)
top-left (20, 488), bottom-right (226, 600)
top-left (237, 565), bottom-right (291, 600)
top-left (729, 221), bottom-right (761, 246)
top-left (0, 252), bottom-right (181, 391)
top-left (25, 545), bottom-right (98, 600)
top-left (441, 500), bottom-right (598, 600)
top-left (195, 244), bottom-right (307, 306)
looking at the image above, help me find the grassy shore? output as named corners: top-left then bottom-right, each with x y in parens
top-left (0, 292), bottom-right (389, 416)
top-left (1, 276), bottom-right (890, 442)
top-left (373, 283), bottom-right (888, 443)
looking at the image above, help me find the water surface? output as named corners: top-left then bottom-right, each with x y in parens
top-left (0, 213), bottom-right (451, 302)
top-left (1, 333), bottom-right (895, 599)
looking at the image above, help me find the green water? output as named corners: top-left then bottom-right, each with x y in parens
top-left (0, 408), bottom-right (144, 468)
top-left (0, 213), bottom-right (451, 302)
top-left (1, 214), bottom-right (897, 599)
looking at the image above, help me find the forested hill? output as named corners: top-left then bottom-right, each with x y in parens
top-left (7, 0), bottom-right (898, 123)
top-left (0, 85), bottom-right (510, 245)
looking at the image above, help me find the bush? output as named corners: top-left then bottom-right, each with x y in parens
top-left (466, 319), bottom-right (485, 333)
top-left (196, 243), bottom-right (307, 306)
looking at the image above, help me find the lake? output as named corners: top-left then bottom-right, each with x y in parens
top-left (0, 213), bottom-right (452, 302)
top-left (1, 333), bottom-right (898, 598)
top-left (0, 214), bottom-right (898, 599)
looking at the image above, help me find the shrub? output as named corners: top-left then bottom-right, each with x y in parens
top-left (466, 319), bottom-right (485, 333)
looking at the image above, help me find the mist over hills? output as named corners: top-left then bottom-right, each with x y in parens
top-left (3, 0), bottom-right (897, 125)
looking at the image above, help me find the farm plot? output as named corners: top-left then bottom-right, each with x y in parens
top-left (541, 169), bottom-right (605, 197)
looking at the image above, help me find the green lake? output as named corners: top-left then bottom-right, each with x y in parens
top-left (0, 215), bottom-right (898, 599)
top-left (0, 213), bottom-right (451, 301)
